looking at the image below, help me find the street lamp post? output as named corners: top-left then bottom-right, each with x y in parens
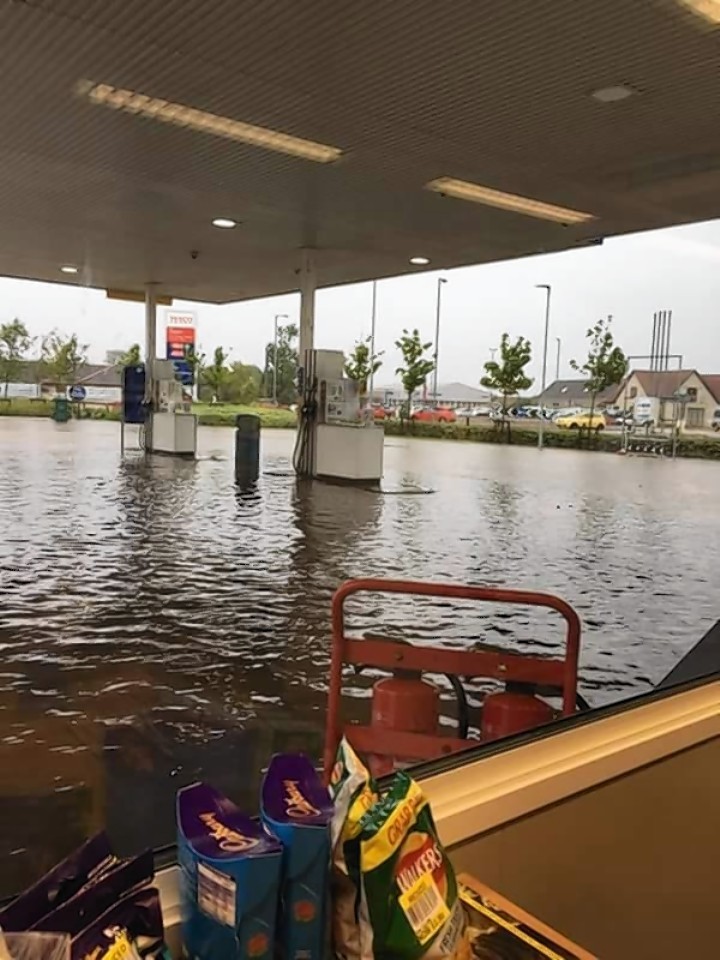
top-left (273, 313), bottom-right (288, 404)
top-left (555, 337), bottom-right (561, 381)
top-left (535, 284), bottom-right (552, 450)
top-left (432, 277), bottom-right (447, 399)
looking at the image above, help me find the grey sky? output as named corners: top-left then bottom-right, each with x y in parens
top-left (2, 218), bottom-right (720, 388)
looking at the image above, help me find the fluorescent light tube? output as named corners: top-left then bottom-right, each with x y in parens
top-left (77, 81), bottom-right (343, 163)
top-left (426, 177), bottom-right (594, 224)
top-left (677, 0), bottom-right (720, 24)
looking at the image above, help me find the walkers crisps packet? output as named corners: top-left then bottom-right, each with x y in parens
top-left (328, 740), bottom-right (378, 960)
top-left (356, 772), bottom-right (469, 960)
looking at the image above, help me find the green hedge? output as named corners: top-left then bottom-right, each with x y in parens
top-left (0, 398), bottom-right (295, 428)
top-left (383, 419), bottom-right (720, 459)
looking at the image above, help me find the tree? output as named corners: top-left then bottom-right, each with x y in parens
top-left (117, 343), bottom-right (141, 367)
top-left (41, 330), bottom-right (88, 387)
top-left (395, 328), bottom-right (435, 426)
top-left (203, 346), bottom-right (230, 400)
top-left (344, 336), bottom-right (384, 396)
top-left (225, 362), bottom-right (262, 405)
top-left (0, 319), bottom-right (33, 397)
top-left (264, 323), bottom-right (298, 404)
top-left (481, 334), bottom-right (533, 441)
top-left (570, 315), bottom-right (627, 442)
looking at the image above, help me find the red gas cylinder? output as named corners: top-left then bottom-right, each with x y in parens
top-left (481, 690), bottom-right (555, 742)
top-left (369, 676), bottom-right (440, 775)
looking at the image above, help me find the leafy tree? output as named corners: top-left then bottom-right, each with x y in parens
top-left (344, 336), bottom-right (384, 395)
top-left (264, 323), bottom-right (298, 404)
top-left (117, 343), bottom-right (141, 366)
top-left (41, 330), bottom-right (88, 387)
top-left (185, 344), bottom-right (205, 387)
top-left (570, 315), bottom-right (627, 441)
top-left (481, 334), bottom-right (533, 441)
top-left (0, 319), bottom-right (33, 397)
top-left (202, 346), bottom-right (230, 400)
top-left (225, 362), bottom-right (262, 405)
top-left (395, 328), bottom-right (434, 426)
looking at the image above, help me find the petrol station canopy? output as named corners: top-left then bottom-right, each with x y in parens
top-left (1, 0), bottom-right (720, 303)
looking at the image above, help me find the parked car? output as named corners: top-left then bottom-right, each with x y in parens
top-left (555, 411), bottom-right (606, 431)
top-left (411, 406), bottom-right (457, 423)
top-left (371, 405), bottom-right (394, 420)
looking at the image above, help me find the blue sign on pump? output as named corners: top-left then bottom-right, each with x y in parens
top-left (68, 384), bottom-right (87, 401)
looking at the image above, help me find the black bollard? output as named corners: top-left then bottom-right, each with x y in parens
top-left (235, 414), bottom-right (261, 483)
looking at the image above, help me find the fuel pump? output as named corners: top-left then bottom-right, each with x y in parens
top-left (147, 360), bottom-right (197, 457)
top-left (293, 350), bottom-right (384, 483)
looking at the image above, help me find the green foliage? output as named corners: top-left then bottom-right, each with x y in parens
top-left (344, 336), bottom-right (383, 392)
top-left (41, 330), bottom-right (88, 386)
top-left (570, 316), bottom-right (627, 442)
top-left (185, 344), bottom-right (205, 386)
top-left (202, 346), bottom-right (230, 399)
top-left (481, 334), bottom-right (533, 413)
top-left (481, 334), bottom-right (533, 441)
top-left (225, 362), bottom-right (262, 405)
top-left (570, 316), bottom-right (627, 401)
top-left (264, 323), bottom-right (298, 404)
top-left (394, 328), bottom-right (434, 413)
top-left (0, 319), bottom-right (33, 396)
top-left (118, 343), bottom-right (141, 367)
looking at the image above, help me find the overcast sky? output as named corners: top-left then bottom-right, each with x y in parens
top-left (2, 218), bottom-right (720, 389)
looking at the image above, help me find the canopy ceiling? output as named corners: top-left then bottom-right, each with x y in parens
top-left (1, 0), bottom-right (719, 302)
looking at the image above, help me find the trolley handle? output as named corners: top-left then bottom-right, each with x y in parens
top-left (331, 578), bottom-right (580, 708)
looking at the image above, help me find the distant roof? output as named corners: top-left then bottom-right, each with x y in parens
top-left (371, 381), bottom-right (491, 402)
top-left (537, 379), bottom-right (619, 405)
top-left (628, 369), bottom-right (696, 399)
top-left (699, 375), bottom-right (720, 404)
top-left (76, 364), bottom-right (122, 388)
top-left (13, 359), bottom-right (122, 387)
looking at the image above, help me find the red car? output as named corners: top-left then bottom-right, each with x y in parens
top-left (411, 406), bottom-right (457, 423)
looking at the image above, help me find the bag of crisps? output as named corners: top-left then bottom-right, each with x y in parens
top-left (356, 772), bottom-right (468, 960)
top-left (328, 739), bottom-right (379, 960)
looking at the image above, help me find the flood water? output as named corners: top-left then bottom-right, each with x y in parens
top-left (1, 417), bottom-right (719, 892)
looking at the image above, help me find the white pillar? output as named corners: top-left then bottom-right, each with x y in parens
top-left (298, 249), bottom-right (316, 367)
top-left (144, 284), bottom-right (158, 451)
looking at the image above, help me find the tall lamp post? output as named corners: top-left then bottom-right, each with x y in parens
top-left (432, 277), bottom-right (447, 399)
top-left (369, 281), bottom-right (378, 397)
top-left (555, 337), bottom-right (562, 381)
top-left (535, 284), bottom-right (552, 450)
top-left (273, 313), bottom-right (288, 404)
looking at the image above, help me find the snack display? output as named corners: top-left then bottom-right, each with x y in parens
top-left (177, 781), bottom-right (282, 960)
top-left (0, 748), bottom-right (595, 960)
top-left (261, 754), bottom-right (333, 960)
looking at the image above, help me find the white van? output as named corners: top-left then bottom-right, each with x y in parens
top-left (633, 396), bottom-right (659, 427)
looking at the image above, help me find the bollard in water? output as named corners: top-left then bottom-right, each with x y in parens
top-left (235, 413), bottom-right (261, 484)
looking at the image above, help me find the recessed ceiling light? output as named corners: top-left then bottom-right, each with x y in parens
top-left (676, 0), bottom-right (720, 24)
top-left (60, 265), bottom-right (78, 274)
top-left (409, 256), bottom-right (430, 265)
top-left (425, 177), bottom-right (595, 225)
top-left (77, 80), bottom-right (343, 163)
top-left (591, 85), bottom-right (635, 103)
top-left (212, 217), bottom-right (237, 229)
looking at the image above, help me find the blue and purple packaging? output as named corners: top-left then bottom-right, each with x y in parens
top-left (0, 832), bottom-right (115, 932)
top-left (71, 886), bottom-right (165, 960)
top-left (261, 755), bottom-right (333, 960)
top-left (176, 782), bottom-right (282, 960)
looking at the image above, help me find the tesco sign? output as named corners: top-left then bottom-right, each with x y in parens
top-left (165, 310), bottom-right (196, 328)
